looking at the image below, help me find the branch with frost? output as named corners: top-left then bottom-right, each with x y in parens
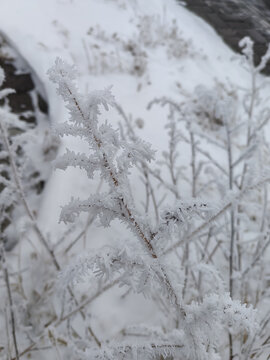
top-left (54, 149), bottom-right (101, 179)
top-left (61, 244), bottom-right (180, 303)
top-left (0, 65), bottom-right (103, 354)
top-left (183, 293), bottom-right (257, 358)
top-left (49, 63), bottom-right (194, 345)
top-left (69, 293), bottom-right (257, 360)
top-left (74, 339), bottom-right (184, 360)
top-left (239, 36), bottom-right (270, 73)
top-left (163, 173), bottom-right (270, 256)
top-left (0, 119), bottom-right (101, 348)
top-left (47, 57), bottom-right (262, 360)
top-left (49, 58), bottom-right (165, 262)
top-left (0, 116), bottom-right (60, 268)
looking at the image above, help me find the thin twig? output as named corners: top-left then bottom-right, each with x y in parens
top-left (164, 175), bottom-right (270, 256)
top-left (0, 120), bottom-right (101, 347)
top-left (1, 244), bottom-right (19, 360)
top-left (55, 278), bottom-right (120, 325)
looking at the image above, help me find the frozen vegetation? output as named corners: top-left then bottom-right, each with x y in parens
top-left (0, 0), bottom-right (269, 359)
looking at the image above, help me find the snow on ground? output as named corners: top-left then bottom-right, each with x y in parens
top-left (0, 0), bottom-right (250, 232)
top-left (0, 0), bottom-right (264, 341)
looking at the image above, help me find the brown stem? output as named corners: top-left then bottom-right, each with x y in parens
top-left (64, 82), bottom-right (186, 319)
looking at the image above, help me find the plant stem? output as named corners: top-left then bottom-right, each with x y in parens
top-left (1, 244), bottom-right (19, 360)
top-left (0, 120), bottom-right (101, 348)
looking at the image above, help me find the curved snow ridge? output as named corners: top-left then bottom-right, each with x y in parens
top-left (0, 0), bottom-right (248, 88)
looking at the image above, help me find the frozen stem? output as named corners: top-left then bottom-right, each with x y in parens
top-left (0, 244), bottom-right (19, 360)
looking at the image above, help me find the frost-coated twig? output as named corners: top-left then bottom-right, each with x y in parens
top-left (167, 109), bottom-right (180, 195)
top-left (64, 215), bottom-right (95, 254)
top-left (64, 82), bottom-right (157, 256)
top-left (179, 131), bottom-right (230, 178)
top-left (145, 165), bottom-right (180, 198)
top-left (243, 310), bottom-right (270, 359)
top-left (55, 277), bottom-right (120, 325)
top-left (0, 121), bottom-right (60, 271)
top-left (225, 119), bottom-right (235, 300)
top-left (56, 72), bottom-right (186, 318)
top-left (163, 201), bottom-right (231, 256)
top-left (64, 180), bottom-right (103, 254)
top-left (241, 237), bottom-right (270, 278)
top-left (0, 120), bottom-right (101, 348)
top-left (182, 131), bottom-right (196, 300)
top-left (225, 118), bottom-right (235, 360)
top-left (197, 227), bottom-right (213, 299)
top-left (9, 277), bottom-right (117, 360)
top-left (163, 175), bottom-right (270, 257)
top-left (45, 56), bottom-right (266, 358)
top-left (259, 185), bottom-right (268, 233)
top-left (140, 166), bottom-right (159, 223)
top-left (116, 103), bottom-right (159, 222)
top-left (238, 59), bottom-right (256, 192)
top-left (0, 244), bottom-right (19, 360)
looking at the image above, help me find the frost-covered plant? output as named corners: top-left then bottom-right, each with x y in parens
top-left (1, 35), bottom-right (268, 360)
top-left (84, 13), bottom-right (195, 82)
top-left (147, 37), bottom-right (270, 360)
top-left (136, 15), bottom-right (194, 60)
top-left (0, 64), bottom-right (64, 360)
top-left (85, 26), bottom-right (148, 78)
top-left (45, 57), bottom-right (259, 360)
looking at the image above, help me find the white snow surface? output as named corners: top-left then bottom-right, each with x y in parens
top-left (0, 0), bottom-right (263, 342)
top-left (0, 0), bottom-right (250, 232)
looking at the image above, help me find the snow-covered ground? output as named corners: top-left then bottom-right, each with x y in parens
top-left (0, 0), bottom-right (252, 235)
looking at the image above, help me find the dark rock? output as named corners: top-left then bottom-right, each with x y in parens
top-left (263, 0), bottom-right (270, 8)
top-left (38, 92), bottom-right (49, 114)
top-left (182, 0), bottom-right (270, 75)
top-left (0, 61), bottom-right (16, 76)
top-left (4, 72), bottom-right (34, 93)
top-left (7, 92), bottom-right (34, 114)
top-left (0, 37), bottom-right (48, 118)
top-left (20, 114), bottom-right (36, 124)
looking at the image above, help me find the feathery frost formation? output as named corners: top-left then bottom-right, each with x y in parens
top-left (49, 56), bottom-right (259, 359)
top-left (1, 30), bottom-right (270, 359)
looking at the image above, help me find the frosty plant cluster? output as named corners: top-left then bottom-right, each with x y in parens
top-left (47, 55), bottom-right (260, 359)
top-left (146, 37), bottom-right (270, 360)
top-left (84, 14), bottom-right (195, 81)
top-left (0, 36), bottom-right (269, 360)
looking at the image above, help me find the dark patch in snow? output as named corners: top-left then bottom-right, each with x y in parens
top-left (0, 33), bottom-right (58, 250)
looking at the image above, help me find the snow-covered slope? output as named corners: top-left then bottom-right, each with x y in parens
top-left (0, 0), bottom-right (251, 235)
